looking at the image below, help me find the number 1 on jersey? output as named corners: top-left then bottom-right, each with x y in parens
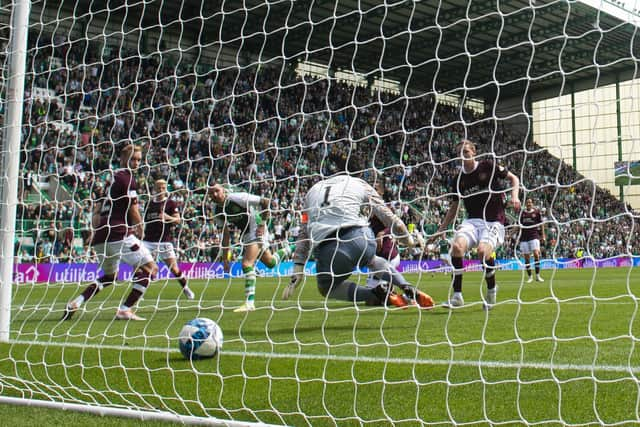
top-left (320, 186), bottom-right (331, 207)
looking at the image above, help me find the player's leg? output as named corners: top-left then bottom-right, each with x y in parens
top-left (477, 241), bottom-right (497, 307)
top-left (524, 253), bottom-right (533, 282)
top-left (62, 243), bottom-right (117, 320)
top-left (365, 254), bottom-right (400, 289)
top-left (521, 241), bottom-right (533, 282)
top-left (478, 221), bottom-right (505, 309)
top-left (366, 254), bottom-right (434, 309)
top-left (314, 227), bottom-right (405, 307)
top-left (443, 221), bottom-right (475, 308)
top-left (440, 250), bottom-right (452, 275)
top-left (365, 272), bottom-right (381, 289)
top-left (165, 255), bottom-right (194, 299)
top-left (532, 240), bottom-right (544, 281)
top-left (117, 236), bottom-right (158, 320)
top-left (234, 242), bottom-right (260, 312)
top-left (159, 242), bottom-right (194, 299)
top-left (260, 241), bottom-right (295, 268)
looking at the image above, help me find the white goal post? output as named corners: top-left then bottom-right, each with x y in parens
top-left (0, 0), bottom-right (28, 342)
top-left (1, 0), bottom-right (640, 426)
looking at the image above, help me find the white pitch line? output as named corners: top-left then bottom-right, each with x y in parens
top-left (13, 298), bottom-right (640, 312)
top-left (8, 339), bottom-right (640, 374)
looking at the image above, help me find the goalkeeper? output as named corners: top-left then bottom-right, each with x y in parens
top-left (282, 174), bottom-right (434, 309)
top-left (208, 183), bottom-right (294, 312)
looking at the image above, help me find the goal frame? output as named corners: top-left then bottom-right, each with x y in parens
top-left (0, 0), bottom-right (28, 343)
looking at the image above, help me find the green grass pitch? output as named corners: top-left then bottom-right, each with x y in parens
top-left (1, 266), bottom-right (640, 426)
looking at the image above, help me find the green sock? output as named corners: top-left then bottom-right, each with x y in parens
top-left (265, 253), bottom-right (279, 269)
top-left (266, 245), bottom-right (294, 268)
top-left (243, 266), bottom-right (256, 302)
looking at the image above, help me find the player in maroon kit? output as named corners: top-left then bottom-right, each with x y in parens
top-left (62, 144), bottom-right (158, 321)
top-left (518, 198), bottom-right (546, 283)
top-left (142, 179), bottom-right (195, 299)
top-left (433, 139), bottom-right (521, 309)
top-left (365, 179), bottom-right (417, 307)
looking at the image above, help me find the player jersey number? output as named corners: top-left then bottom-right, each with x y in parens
top-left (320, 186), bottom-right (331, 207)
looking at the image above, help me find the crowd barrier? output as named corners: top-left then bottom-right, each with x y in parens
top-left (12, 256), bottom-right (640, 284)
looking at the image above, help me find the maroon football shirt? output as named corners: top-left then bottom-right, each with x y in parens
top-left (143, 197), bottom-right (178, 243)
top-left (92, 169), bottom-right (138, 244)
top-left (520, 208), bottom-right (543, 241)
top-left (452, 160), bottom-right (509, 224)
top-left (369, 216), bottom-right (399, 260)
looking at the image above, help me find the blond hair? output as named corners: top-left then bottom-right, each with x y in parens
top-left (456, 139), bottom-right (476, 152)
top-left (120, 144), bottom-right (142, 160)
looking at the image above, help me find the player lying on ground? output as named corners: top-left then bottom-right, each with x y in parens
top-left (282, 174), bottom-right (434, 309)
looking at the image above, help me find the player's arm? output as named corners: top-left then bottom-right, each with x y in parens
top-left (221, 225), bottom-right (231, 271)
top-left (505, 171), bottom-right (521, 211)
top-left (283, 217), bottom-right (310, 300)
top-left (128, 201), bottom-right (144, 239)
top-left (368, 190), bottom-right (417, 248)
top-left (539, 213), bottom-right (546, 242)
top-left (163, 208), bottom-right (181, 224)
top-left (376, 230), bottom-right (385, 252)
top-left (256, 197), bottom-right (271, 237)
top-left (91, 201), bottom-right (103, 229)
top-left (430, 199), bottom-right (459, 243)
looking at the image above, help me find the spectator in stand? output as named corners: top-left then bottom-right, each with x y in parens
top-left (18, 40), bottom-right (640, 263)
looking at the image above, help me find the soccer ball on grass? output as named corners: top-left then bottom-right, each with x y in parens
top-left (178, 318), bottom-right (223, 360)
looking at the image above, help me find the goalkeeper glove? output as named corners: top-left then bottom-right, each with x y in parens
top-left (282, 263), bottom-right (304, 300)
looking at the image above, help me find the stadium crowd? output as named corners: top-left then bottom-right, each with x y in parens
top-left (14, 33), bottom-right (640, 265)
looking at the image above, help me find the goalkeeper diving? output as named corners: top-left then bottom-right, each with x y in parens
top-left (282, 174), bottom-right (434, 309)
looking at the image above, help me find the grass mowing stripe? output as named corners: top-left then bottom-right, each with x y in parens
top-left (13, 298), bottom-right (640, 311)
top-left (9, 338), bottom-right (640, 374)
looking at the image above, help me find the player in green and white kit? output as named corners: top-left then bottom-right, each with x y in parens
top-left (209, 184), bottom-right (294, 312)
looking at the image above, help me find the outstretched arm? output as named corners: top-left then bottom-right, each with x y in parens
top-left (506, 171), bottom-right (521, 211)
top-left (256, 197), bottom-right (271, 237)
top-left (367, 190), bottom-right (416, 248)
top-left (283, 221), bottom-right (310, 300)
top-left (221, 225), bottom-right (231, 272)
top-left (162, 210), bottom-right (181, 224)
top-left (428, 199), bottom-right (459, 243)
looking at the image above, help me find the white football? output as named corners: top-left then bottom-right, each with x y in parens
top-left (178, 318), bottom-right (223, 360)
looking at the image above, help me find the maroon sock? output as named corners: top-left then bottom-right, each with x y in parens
top-left (81, 276), bottom-right (113, 302)
top-left (175, 271), bottom-right (187, 288)
top-left (123, 272), bottom-right (149, 308)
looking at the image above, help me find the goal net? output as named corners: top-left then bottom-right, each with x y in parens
top-left (2, 0), bottom-right (640, 425)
